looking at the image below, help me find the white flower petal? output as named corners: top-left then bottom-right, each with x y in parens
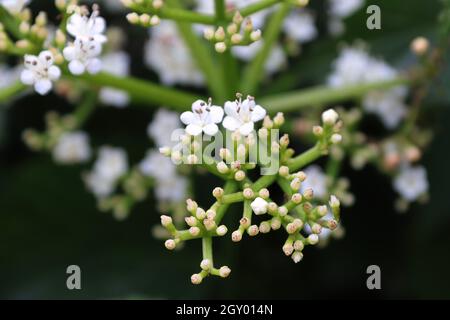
top-left (251, 105), bottom-right (266, 122)
top-left (186, 124), bottom-right (203, 136)
top-left (34, 79), bottom-right (52, 95)
top-left (48, 66), bottom-right (61, 81)
top-left (180, 111), bottom-right (195, 125)
top-left (209, 106), bottom-right (224, 123)
top-left (86, 58), bottom-right (102, 74)
top-left (222, 116), bottom-right (241, 132)
top-left (203, 123), bottom-right (219, 136)
top-left (69, 60), bottom-right (86, 75)
top-left (63, 46), bottom-right (76, 61)
top-left (239, 122), bottom-right (254, 136)
top-left (20, 69), bottom-right (35, 85)
top-left (224, 101), bottom-right (239, 117)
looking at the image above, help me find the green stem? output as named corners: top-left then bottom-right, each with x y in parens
top-left (0, 81), bottom-right (27, 103)
top-left (131, 5), bottom-right (216, 25)
top-left (73, 91), bottom-right (97, 126)
top-left (260, 78), bottom-right (411, 113)
top-left (64, 72), bottom-right (199, 111)
top-left (0, 6), bottom-right (23, 39)
top-left (221, 191), bottom-right (245, 204)
top-left (169, 0), bottom-right (226, 101)
top-left (240, 3), bottom-right (291, 94)
top-left (252, 174), bottom-right (277, 191)
top-left (214, 0), bottom-right (227, 21)
top-left (234, 0), bottom-right (280, 18)
top-left (202, 236), bottom-right (214, 264)
top-left (288, 144), bottom-right (324, 171)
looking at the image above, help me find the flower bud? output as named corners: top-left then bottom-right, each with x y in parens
top-left (322, 109), bottom-right (339, 126)
top-left (215, 42), bottom-right (227, 53)
top-left (215, 27), bottom-right (225, 41)
top-left (219, 266), bottom-right (231, 278)
top-left (206, 209), bottom-right (216, 220)
top-left (203, 218), bottom-right (216, 231)
top-left (251, 197), bottom-right (268, 215)
top-left (307, 234), bottom-right (319, 245)
top-left (267, 202), bottom-right (278, 214)
top-left (278, 206), bottom-right (288, 216)
top-left (200, 259), bottom-right (211, 271)
top-left (216, 225), bottom-right (228, 236)
top-left (290, 178), bottom-right (301, 191)
top-left (312, 125), bottom-right (324, 137)
top-left (411, 36), bottom-right (429, 56)
top-left (278, 166), bottom-right (289, 177)
top-left (283, 243), bottom-right (294, 256)
top-left (303, 188), bottom-right (313, 201)
top-left (291, 193), bottom-right (303, 204)
top-left (231, 230), bottom-right (242, 242)
top-left (259, 188), bottom-right (270, 199)
top-left (271, 217), bottom-right (282, 230)
top-left (191, 273), bottom-right (202, 285)
top-left (259, 221), bottom-right (271, 234)
top-left (247, 225), bottom-right (259, 236)
top-left (311, 223), bottom-right (322, 234)
top-left (189, 227), bottom-right (200, 236)
top-left (331, 133), bottom-right (343, 144)
top-left (160, 215), bottom-right (173, 227)
top-left (212, 187), bottom-right (224, 198)
top-left (250, 29), bottom-right (261, 41)
top-left (291, 251), bottom-right (303, 264)
top-left (204, 27), bottom-right (215, 40)
top-left (329, 195), bottom-right (340, 208)
top-left (196, 208), bottom-right (206, 220)
top-left (186, 199), bottom-right (198, 213)
top-left (234, 170), bottom-right (246, 181)
top-left (165, 239), bottom-right (176, 250)
top-left (294, 240), bottom-right (304, 251)
top-left (231, 33), bottom-right (242, 44)
top-left (243, 188), bottom-right (254, 199)
top-left (273, 112), bottom-right (285, 127)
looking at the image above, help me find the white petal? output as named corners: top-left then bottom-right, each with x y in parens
top-left (186, 124), bottom-right (203, 136)
top-left (251, 105), bottom-right (266, 122)
top-left (180, 111), bottom-right (195, 125)
top-left (48, 66), bottom-right (61, 80)
top-left (38, 50), bottom-right (54, 67)
top-left (239, 122), bottom-right (254, 136)
top-left (69, 60), bottom-right (86, 75)
top-left (92, 17), bottom-right (106, 35)
top-left (209, 106), bottom-right (224, 123)
top-left (63, 46), bottom-right (76, 61)
top-left (222, 116), bottom-right (241, 131)
top-left (34, 79), bottom-right (52, 95)
top-left (224, 101), bottom-right (238, 117)
top-left (86, 58), bottom-right (102, 74)
top-left (203, 123), bottom-right (219, 136)
top-left (20, 69), bottom-right (35, 85)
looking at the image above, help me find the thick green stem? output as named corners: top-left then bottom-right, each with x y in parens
top-left (240, 3), bottom-right (291, 94)
top-left (215, 181), bottom-right (238, 223)
top-left (64, 72), bottom-right (199, 111)
top-left (0, 6), bottom-right (22, 39)
top-left (288, 144), bottom-right (324, 171)
top-left (202, 236), bottom-right (214, 265)
top-left (131, 5), bottom-right (216, 25)
top-left (260, 78), bottom-right (411, 113)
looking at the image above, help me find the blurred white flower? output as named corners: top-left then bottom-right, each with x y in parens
top-left (301, 165), bottom-right (328, 199)
top-left (63, 37), bottom-right (103, 75)
top-left (283, 10), bottom-right (318, 43)
top-left (147, 108), bottom-right (181, 147)
top-left (180, 99), bottom-right (224, 136)
top-left (0, 64), bottom-right (20, 89)
top-left (85, 146), bottom-right (128, 198)
top-left (99, 51), bottom-right (131, 108)
top-left (232, 41), bottom-right (286, 75)
top-left (0, 0), bottom-right (30, 14)
top-left (144, 21), bottom-right (204, 86)
top-left (53, 131), bottom-right (91, 164)
top-left (85, 0), bottom-right (123, 12)
top-left (139, 150), bottom-right (177, 180)
top-left (328, 0), bottom-right (364, 18)
top-left (154, 175), bottom-right (188, 203)
top-left (66, 10), bottom-right (107, 44)
top-left (328, 46), bottom-right (408, 128)
top-left (21, 51), bottom-right (61, 95)
top-left (393, 165), bottom-right (429, 201)
top-left (223, 96), bottom-right (266, 136)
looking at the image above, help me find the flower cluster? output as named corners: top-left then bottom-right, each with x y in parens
top-left (157, 95), bottom-right (345, 283)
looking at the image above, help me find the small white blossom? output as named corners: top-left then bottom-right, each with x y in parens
top-left (85, 171), bottom-right (116, 198)
top-left (0, 64), bottom-right (20, 89)
top-left (155, 175), bottom-right (188, 203)
top-left (393, 165), bottom-right (429, 201)
top-left (66, 10), bottom-right (107, 44)
top-left (301, 165), bottom-right (328, 199)
top-left (21, 51), bottom-right (61, 95)
top-left (283, 10), bottom-right (318, 43)
top-left (0, 0), bottom-right (30, 14)
top-left (180, 99), bottom-right (224, 136)
top-left (139, 150), bottom-right (177, 180)
top-left (52, 131), bottom-right (91, 164)
top-left (251, 197), bottom-right (268, 215)
top-left (99, 51), bottom-right (131, 108)
top-left (63, 37), bottom-right (103, 75)
top-left (147, 108), bottom-right (181, 147)
top-left (223, 96), bottom-right (266, 136)
top-left (144, 21), bottom-right (204, 86)
top-left (328, 0), bottom-right (364, 18)
top-left (93, 146), bottom-right (128, 181)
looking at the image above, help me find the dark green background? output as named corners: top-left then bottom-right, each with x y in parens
top-left (1, 0), bottom-right (449, 299)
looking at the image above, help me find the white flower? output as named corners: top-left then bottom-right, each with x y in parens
top-left (147, 108), bottom-right (181, 147)
top-left (66, 10), bottom-right (107, 43)
top-left (21, 51), bottom-right (61, 95)
top-left (328, 46), bottom-right (408, 129)
top-left (52, 131), bottom-right (91, 164)
top-left (144, 21), bottom-right (204, 86)
top-left (85, 146), bottom-right (128, 198)
top-left (99, 51), bottom-right (130, 107)
top-left (0, 64), bottom-right (20, 89)
top-left (223, 95), bottom-right (266, 136)
top-left (283, 10), bottom-right (318, 43)
top-left (232, 41), bottom-right (286, 75)
top-left (301, 165), bottom-right (328, 199)
top-left (251, 197), bottom-right (268, 215)
top-left (322, 108), bottom-right (339, 125)
top-left (0, 0), bottom-right (30, 14)
top-left (180, 99), bottom-right (224, 136)
top-left (63, 37), bottom-right (103, 75)
top-left (155, 175), bottom-right (188, 203)
top-left (328, 0), bottom-right (364, 18)
top-left (139, 150), bottom-right (177, 180)
top-left (93, 146), bottom-right (128, 181)
top-left (393, 165), bottom-right (429, 201)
